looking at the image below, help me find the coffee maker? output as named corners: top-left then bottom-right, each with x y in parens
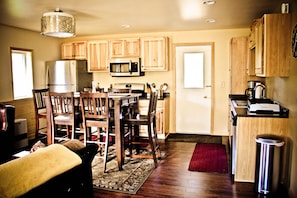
top-left (245, 81), bottom-right (262, 99)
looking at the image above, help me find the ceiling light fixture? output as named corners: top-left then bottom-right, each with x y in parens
top-left (205, 19), bottom-right (216, 23)
top-left (121, 24), bottom-right (131, 29)
top-left (203, 1), bottom-right (216, 5)
top-left (41, 8), bottom-right (75, 38)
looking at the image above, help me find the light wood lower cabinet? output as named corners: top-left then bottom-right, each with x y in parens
top-left (235, 117), bottom-right (288, 182)
top-left (138, 98), bottom-right (169, 139)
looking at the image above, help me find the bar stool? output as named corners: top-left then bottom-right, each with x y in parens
top-left (123, 91), bottom-right (161, 167)
top-left (80, 92), bottom-right (115, 172)
top-left (108, 87), bottom-right (133, 148)
top-left (32, 88), bottom-right (49, 141)
top-left (48, 92), bottom-right (76, 143)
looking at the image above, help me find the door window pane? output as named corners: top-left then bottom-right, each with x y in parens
top-left (184, 52), bottom-right (204, 88)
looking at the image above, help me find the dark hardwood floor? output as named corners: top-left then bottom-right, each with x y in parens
top-left (93, 139), bottom-right (289, 198)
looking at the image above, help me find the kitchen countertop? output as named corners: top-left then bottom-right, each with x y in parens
top-left (229, 94), bottom-right (289, 118)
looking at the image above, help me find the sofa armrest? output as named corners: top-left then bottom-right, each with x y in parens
top-left (21, 143), bottom-right (98, 198)
top-left (74, 144), bottom-right (98, 165)
top-left (0, 144), bottom-right (82, 198)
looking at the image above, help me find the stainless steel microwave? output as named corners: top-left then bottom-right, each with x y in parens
top-left (109, 58), bottom-right (143, 77)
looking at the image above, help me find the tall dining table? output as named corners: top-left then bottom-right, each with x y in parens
top-left (45, 92), bottom-right (140, 171)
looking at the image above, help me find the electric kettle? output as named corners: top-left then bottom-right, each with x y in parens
top-left (254, 83), bottom-right (265, 99)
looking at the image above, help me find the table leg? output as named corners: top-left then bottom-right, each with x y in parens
top-left (114, 100), bottom-right (124, 170)
top-left (45, 96), bottom-right (52, 145)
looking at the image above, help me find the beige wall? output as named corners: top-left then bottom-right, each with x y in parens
top-left (0, 25), bottom-right (61, 140)
top-left (0, 25), bottom-right (61, 102)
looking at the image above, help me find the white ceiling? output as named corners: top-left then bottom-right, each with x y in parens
top-left (0, 0), bottom-right (282, 37)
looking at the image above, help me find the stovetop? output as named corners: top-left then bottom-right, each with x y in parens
top-left (113, 83), bottom-right (146, 98)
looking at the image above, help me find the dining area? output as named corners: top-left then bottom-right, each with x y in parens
top-left (32, 87), bottom-right (161, 172)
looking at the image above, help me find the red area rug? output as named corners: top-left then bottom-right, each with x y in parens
top-left (188, 143), bottom-right (228, 173)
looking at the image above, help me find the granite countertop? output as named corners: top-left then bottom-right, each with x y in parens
top-left (229, 94), bottom-right (289, 118)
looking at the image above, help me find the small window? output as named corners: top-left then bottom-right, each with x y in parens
top-left (10, 48), bottom-right (33, 100)
top-left (184, 52), bottom-right (204, 88)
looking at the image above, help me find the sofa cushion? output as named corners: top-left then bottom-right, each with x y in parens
top-left (0, 144), bottom-right (82, 198)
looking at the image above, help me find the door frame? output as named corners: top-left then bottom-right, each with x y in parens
top-left (172, 42), bottom-right (215, 134)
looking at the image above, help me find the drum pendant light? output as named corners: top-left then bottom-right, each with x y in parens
top-left (41, 8), bottom-right (75, 38)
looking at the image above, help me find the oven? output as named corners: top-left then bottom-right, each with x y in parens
top-left (230, 105), bottom-right (237, 177)
top-left (231, 111), bottom-right (237, 176)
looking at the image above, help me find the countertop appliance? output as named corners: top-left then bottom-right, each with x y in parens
top-left (46, 60), bottom-right (92, 92)
top-left (254, 83), bottom-right (265, 99)
top-left (248, 99), bottom-right (280, 113)
top-left (109, 58), bottom-right (144, 77)
top-left (112, 83), bottom-right (146, 98)
top-left (245, 81), bottom-right (263, 99)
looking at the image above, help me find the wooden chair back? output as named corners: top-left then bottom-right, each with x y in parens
top-left (32, 88), bottom-right (49, 112)
top-left (32, 88), bottom-right (49, 139)
top-left (80, 92), bottom-right (111, 172)
top-left (80, 92), bottom-right (109, 128)
top-left (148, 91), bottom-right (158, 120)
top-left (48, 92), bottom-right (75, 142)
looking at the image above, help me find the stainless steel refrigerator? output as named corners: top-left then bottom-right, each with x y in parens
top-left (46, 60), bottom-right (92, 92)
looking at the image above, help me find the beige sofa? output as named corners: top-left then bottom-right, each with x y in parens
top-left (0, 141), bottom-right (98, 198)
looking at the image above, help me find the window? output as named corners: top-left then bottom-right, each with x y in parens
top-left (10, 48), bottom-right (33, 100)
top-left (184, 52), bottom-right (204, 88)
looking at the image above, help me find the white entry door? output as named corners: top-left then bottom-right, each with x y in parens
top-left (175, 45), bottom-right (213, 134)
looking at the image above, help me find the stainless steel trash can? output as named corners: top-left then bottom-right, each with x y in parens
top-left (255, 135), bottom-right (284, 195)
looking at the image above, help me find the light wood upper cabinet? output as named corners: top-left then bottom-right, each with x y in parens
top-left (247, 19), bottom-right (259, 76)
top-left (140, 37), bottom-right (168, 71)
top-left (230, 37), bottom-right (261, 94)
top-left (248, 19), bottom-right (258, 49)
top-left (254, 14), bottom-right (291, 77)
top-left (61, 41), bottom-right (87, 60)
top-left (87, 40), bottom-right (109, 72)
top-left (109, 38), bottom-right (140, 58)
top-left (230, 37), bottom-right (249, 94)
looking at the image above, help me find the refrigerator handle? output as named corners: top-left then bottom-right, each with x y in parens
top-left (45, 65), bottom-right (49, 88)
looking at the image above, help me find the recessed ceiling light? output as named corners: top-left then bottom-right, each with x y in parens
top-left (205, 19), bottom-right (216, 23)
top-left (203, 1), bottom-right (216, 5)
top-left (121, 24), bottom-right (131, 28)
